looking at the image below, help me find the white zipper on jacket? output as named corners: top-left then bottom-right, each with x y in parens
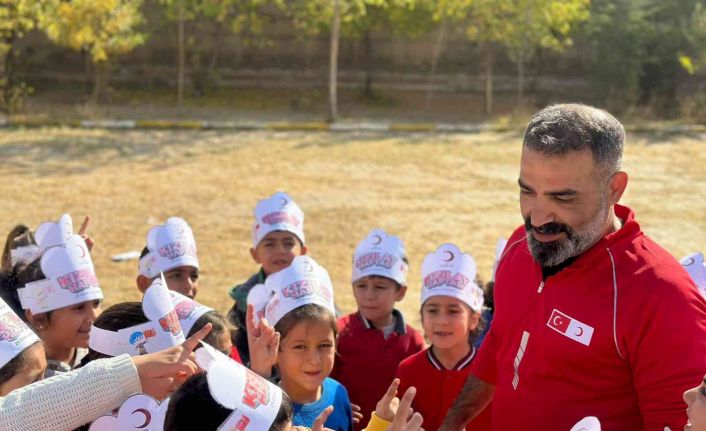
top-left (537, 281), bottom-right (545, 293)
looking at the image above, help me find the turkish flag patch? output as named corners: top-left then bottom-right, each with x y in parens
top-left (546, 309), bottom-right (594, 346)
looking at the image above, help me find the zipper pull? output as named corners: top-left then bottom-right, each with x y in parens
top-left (537, 281), bottom-right (545, 293)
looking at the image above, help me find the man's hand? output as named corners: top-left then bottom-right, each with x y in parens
top-left (78, 215), bottom-right (95, 251)
top-left (439, 375), bottom-right (494, 431)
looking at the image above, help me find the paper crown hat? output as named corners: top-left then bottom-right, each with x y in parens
top-left (89, 393), bottom-right (169, 431)
top-left (196, 343), bottom-right (284, 431)
top-left (168, 290), bottom-right (214, 335)
top-left (139, 217), bottom-right (199, 279)
top-left (247, 255), bottom-right (335, 327)
top-left (681, 252), bottom-right (706, 298)
top-left (0, 296), bottom-right (40, 369)
top-left (251, 192), bottom-right (305, 247)
top-left (569, 417), bottom-right (601, 431)
top-left (10, 213), bottom-right (74, 268)
top-left (89, 274), bottom-right (185, 356)
top-left (351, 228), bottom-right (408, 285)
top-left (17, 234), bottom-right (103, 314)
top-left (490, 238), bottom-right (508, 282)
top-left (421, 243), bottom-right (484, 312)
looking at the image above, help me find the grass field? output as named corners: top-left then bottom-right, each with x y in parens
top-left (1, 128), bottom-right (704, 329)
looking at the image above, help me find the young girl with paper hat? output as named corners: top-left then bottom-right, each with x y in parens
top-left (248, 255), bottom-right (353, 431)
top-left (395, 243), bottom-right (491, 431)
top-left (0, 295), bottom-right (45, 396)
top-left (136, 217), bottom-right (201, 299)
top-left (331, 228), bottom-right (424, 430)
top-left (1, 215), bottom-right (103, 378)
top-left (228, 192), bottom-right (308, 364)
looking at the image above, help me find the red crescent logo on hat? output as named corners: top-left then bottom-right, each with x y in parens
top-left (303, 261), bottom-right (314, 272)
top-left (75, 244), bottom-right (86, 258)
top-left (372, 235), bottom-right (382, 245)
top-left (174, 223), bottom-right (185, 234)
top-left (131, 408), bottom-right (152, 428)
top-left (279, 197), bottom-right (288, 207)
top-left (443, 250), bottom-right (454, 262)
top-left (682, 257), bottom-right (695, 266)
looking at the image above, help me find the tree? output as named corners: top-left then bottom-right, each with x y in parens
top-left (0, 0), bottom-right (43, 113)
top-left (41, 0), bottom-right (146, 102)
top-left (159, 0), bottom-right (269, 106)
top-left (468, 0), bottom-right (590, 108)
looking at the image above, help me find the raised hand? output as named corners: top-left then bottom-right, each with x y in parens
top-left (246, 303), bottom-right (280, 378)
top-left (388, 387), bottom-right (424, 431)
top-left (78, 215), bottom-right (95, 251)
top-left (132, 323), bottom-right (212, 400)
top-left (375, 378), bottom-right (401, 422)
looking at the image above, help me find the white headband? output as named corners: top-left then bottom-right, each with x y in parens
top-left (0, 297), bottom-right (40, 369)
top-left (169, 290), bottom-right (214, 335)
top-left (421, 243), bottom-right (484, 312)
top-left (251, 192), bottom-right (305, 247)
top-left (35, 213), bottom-right (74, 251)
top-left (89, 274), bottom-right (185, 356)
top-left (196, 343), bottom-right (283, 431)
top-left (89, 393), bottom-right (169, 430)
top-left (248, 256), bottom-right (335, 327)
top-left (681, 252), bottom-right (706, 300)
top-left (351, 228), bottom-right (408, 285)
top-left (10, 245), bottom-right (42, 267)
top-left (139, 217), bottom-right (199, 279)
top-left (18, 234), bottom-right (103, 314)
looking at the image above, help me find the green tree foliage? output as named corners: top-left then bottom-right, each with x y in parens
top-left (40, 0), bottom-right (146, 102)
top-left (0, 0), bottom-right (43, 113)
top-left (159, 0), bottom-right (269, 100)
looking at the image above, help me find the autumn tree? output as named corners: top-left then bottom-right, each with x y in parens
top-left (41, 0), bottom-right (146, 102)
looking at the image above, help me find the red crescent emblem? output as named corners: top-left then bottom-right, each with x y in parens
top-left (131, 408), bottom-right (152, 428)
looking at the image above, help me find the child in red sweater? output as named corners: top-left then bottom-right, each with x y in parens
top-left (395, 243), bottom-right (491, 431)
top-left (331, 229), bottom-right (425, 430)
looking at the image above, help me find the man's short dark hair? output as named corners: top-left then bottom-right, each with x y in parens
top-left (523, 104), bottom-right (624, 175)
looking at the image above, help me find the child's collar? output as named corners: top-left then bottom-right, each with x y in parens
top-left (426, 345), bottom-right (476, 371)
top-left (358, 309), bottom-right (407, 335)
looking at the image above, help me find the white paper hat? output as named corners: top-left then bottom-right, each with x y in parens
top-left (421, 243), bottom-right (484, 312)
top-left (139, 217), bottom-right (199, 279)
top-left (196, 343), bottom-right (283, 431)
top-left (570, 417), bottom-right (601, 431)
top-left (89, 393), bottom-right (169, 431)
top-left (89, 275), bottom-right (185, 356)
top-left (251, 192), bottom-right (305, 247)
top-left (169, 290), bottom-right (214, 335)
top-left (0, 296), bottom-right (41, 369)
top-left (351, 229), bottom-right (408, 285)
top-left (35, 213), bottom-right (74, 251)
top-left (17, 234), bottom-right (103, 314)
top-left (248, 256), bottom-right (335, 327)
top-left (490, 238), bottom-right (508, 282)
top-left (681, 252), bottom-right (706, 298)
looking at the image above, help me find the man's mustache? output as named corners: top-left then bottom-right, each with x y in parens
top-left (524, 217), bottom-right (572, 237)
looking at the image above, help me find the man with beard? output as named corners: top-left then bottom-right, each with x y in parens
top-left (439, 104), bottom-right (706, 431)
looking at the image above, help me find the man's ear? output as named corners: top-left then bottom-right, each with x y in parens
top-left (136, 275), bottom-right (151, 294)
top-left (250, 247), bottom-right (260, 264)
top-left (395, 284), bottom-right (408, 301)
top-left (608, 171), bottom-right (628, 205)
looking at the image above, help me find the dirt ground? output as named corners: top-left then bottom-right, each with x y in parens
top-left (1, 128), bottom-right (704, 329)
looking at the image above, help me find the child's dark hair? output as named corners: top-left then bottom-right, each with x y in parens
top-left (0, 340), bottom-right (43, 387)
top-left (188, 310), bottom-right (234, 355)
top-left (80, 302), bottom-right (148, 365)
top-left (274, 303), bottom-right (338, 340)
top-left (1, 225), bottom-right (36, 272)
top-left (0, 259), bottom-right (47, 323)
top-left (164, 372), bottom-right (293, 431)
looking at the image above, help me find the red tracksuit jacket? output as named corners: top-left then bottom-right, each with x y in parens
top-left (472, 204), bottom-right (706, 430)
top-left (331, 310), bottom-right (425, 431)
top-left (396, 347), bottom-right (492, 431)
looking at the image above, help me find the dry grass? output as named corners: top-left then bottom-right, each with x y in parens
top-left (0, 128), bottom-right (704, 329)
